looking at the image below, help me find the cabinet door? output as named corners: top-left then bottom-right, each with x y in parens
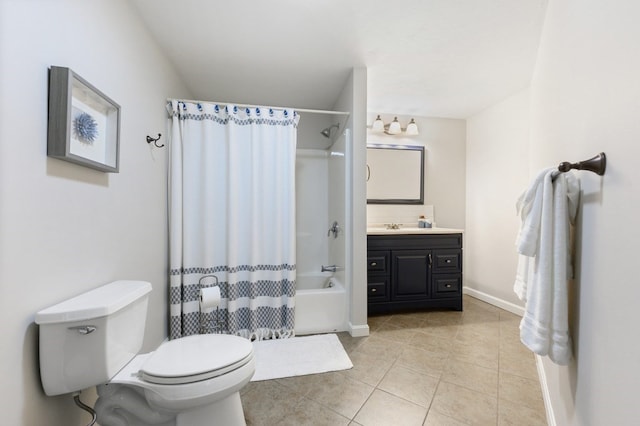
top-left (392, 250), bottom-right (430, 300)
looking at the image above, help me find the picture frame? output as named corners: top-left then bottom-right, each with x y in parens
top-left (47, 66), bottom-right (120, 173)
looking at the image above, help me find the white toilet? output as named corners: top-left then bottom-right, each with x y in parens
top-left (35, 280), bottom-right (255, 426)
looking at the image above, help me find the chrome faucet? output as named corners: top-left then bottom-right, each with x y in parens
top-left (385, 223), bottom-right (401, 230)
top-left (321, 265), bottom-right (338, 272)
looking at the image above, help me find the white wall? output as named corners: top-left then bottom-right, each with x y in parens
top-left (528, 0), bottom-right (640, 423)
top-left (0, 1), bottom-right (189, 424)
top-left (466, 89), bottom-right (531, 310)
top-left (366, 115), bottom-right (466, 229)
top-left (334, 68), bottom-right (369, 336)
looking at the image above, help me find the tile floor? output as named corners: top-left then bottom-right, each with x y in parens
top-left (241, 295), bottom-right (547, 426)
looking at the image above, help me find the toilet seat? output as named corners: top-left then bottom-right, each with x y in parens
top-left (140, 334), bottom-right (254, 385)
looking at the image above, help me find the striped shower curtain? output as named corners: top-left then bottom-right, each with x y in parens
top-left (168, 100), bottom-right (298, 340)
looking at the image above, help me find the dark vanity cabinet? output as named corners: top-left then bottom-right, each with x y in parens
top-left (367, 233), bottom-right (463, 314)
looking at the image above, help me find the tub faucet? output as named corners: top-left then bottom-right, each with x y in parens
top-left (321, 265), bottom-right (337, 273)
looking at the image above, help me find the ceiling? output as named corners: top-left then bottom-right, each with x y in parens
top-left (130, 0), bottom-right (547, 119)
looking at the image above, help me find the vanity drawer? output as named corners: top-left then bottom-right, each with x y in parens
top-left (432, 274), bottom-right (462, 298)
top-left (367, 251), bottom-right (389, 274)
top-left (432, 249), bottom-right (462, 273)
top-left (367, 278), bottom-right (389, 302)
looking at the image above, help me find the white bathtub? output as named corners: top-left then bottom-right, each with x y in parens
top-left (294, 272), bottom-right (347, 335)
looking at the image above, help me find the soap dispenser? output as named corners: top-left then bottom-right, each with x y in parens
top-left (418, 215), bottom-right (427, 228)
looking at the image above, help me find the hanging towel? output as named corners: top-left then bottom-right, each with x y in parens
top-left (514, 168), bottom-right (580, 365)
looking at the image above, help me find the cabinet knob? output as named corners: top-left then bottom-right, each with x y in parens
top-left (445, 284), bottom-right (452, 288)
top-left (370, 262), bottom-right (377, 267)
top-left (446, 259), bottom-right (452, 263)
top-left (371, 288), bottom-right (377, 292)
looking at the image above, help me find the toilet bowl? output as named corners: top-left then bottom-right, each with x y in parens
top-left (35, 280), bottom-right (255, 426)
top-left (95, 334), bottom-right (255, 426)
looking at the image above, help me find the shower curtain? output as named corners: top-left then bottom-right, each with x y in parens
top-left (168, 100), bottom-right (298, 340)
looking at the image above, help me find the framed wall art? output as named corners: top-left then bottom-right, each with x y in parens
top-left (47, 66), bottom-right (120, 173)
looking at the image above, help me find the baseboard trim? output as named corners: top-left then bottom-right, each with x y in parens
top-left (536, 355), bottom-right (556, 426)
top-left (349, 322), bottom-right (370, 337)
top-left (463, 287), bottom-right (525, 316)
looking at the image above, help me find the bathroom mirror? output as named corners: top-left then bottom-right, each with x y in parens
top-left (366, 144), bottom-right (424, 204)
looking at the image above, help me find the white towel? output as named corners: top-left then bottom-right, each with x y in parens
top-left (514, 169), bottom-right (580, 365)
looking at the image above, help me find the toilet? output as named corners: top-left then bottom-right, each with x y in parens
top-left (35, 280), bottom-right (255, 426)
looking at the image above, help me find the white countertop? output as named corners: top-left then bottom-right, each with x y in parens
top-left (367, 226), bottom-right (464, 235)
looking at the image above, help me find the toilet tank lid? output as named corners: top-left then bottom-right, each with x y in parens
top-left (35, 280), bottom-right (152, 325)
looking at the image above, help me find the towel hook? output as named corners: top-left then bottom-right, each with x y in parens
top-left (558, 152), bottom-right (606, 176)
top-left (146, 133), bottom-right (164, 148)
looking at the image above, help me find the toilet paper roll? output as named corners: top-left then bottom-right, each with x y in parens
top-left (199, 286), bottom-right (221, 313)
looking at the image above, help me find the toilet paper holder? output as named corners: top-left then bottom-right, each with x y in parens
top-left (199, 275), bottom-right (223, 334)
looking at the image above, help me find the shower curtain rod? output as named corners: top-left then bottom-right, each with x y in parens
top-left (166, 98), bottom-right (350, 116)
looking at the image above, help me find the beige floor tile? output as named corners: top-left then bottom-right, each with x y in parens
top-left (498, 398), bottom-right (548, 426)
top-left (417, 322), bottom-right (460, 340)
top-left (422, 310), bottom-right (464, 326)
top-left (430, 382), bottom-right (498, 425)
top-left (368, 314), bottom-right (392, 332)
top-left (499, 310), bottom-right (522, 323)
top-left (337, 331), bottom-right (368, 354)
top-left (461, 309), bottom-right (501, 326)
top-left (353, 389), bottom-right (428, 426)
top-left (243, 296), bottom-right (547, 425)
top-left (396, 345), bottom-right (448, 378)
top-left (441, 359), bottom-right (498, 397)
top-left (275, 397), bottom-right (351, 426)
top-left (378, 364), bottom-right (439, 407)
top-left (374, 322), bottom-right (420, 344)
top-left (450, 340), bottom-right (499, 370)
top-left (423, 409), bottom-right (470, 426)
top-left (499, 349), bottom-right (538, 381)
top-left (275, 371), bottom-right (322, 396)
top-left (341, 349), bottom-right (396, 387)
top-left (463, 296), bottom-right (502, 313)
top-left (499, 371), bottom-right (545, 412)
top-left (387, 311), bottom-right (429, 329)
top-left (355, 334), bottom-right (405, 359)
top-left (455, 323), bottom-right (500, 346)
top-left (409, 330), bottom-right (454, 355)
top-left (500, 338), bottom-right (532, 358)
top-left (243, 380), bottom-right (305, 426)
top-left (303, 371), bottom-right (375, 419)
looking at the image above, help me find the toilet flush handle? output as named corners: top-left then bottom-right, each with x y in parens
top-left (68, 325), bottom-right (97, 335)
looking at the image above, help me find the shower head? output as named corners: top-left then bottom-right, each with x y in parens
top-left (320, 123), bottom-right (340, 138)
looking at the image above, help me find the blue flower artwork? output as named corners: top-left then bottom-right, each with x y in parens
top-left (73, 112), bottom-right (98, 143)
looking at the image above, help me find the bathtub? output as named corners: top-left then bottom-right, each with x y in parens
top-left (294, 272), bottom-right (347, 335)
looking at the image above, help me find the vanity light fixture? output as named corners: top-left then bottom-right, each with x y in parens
top-left (405, 118), bottom-right (419, 136)
top-left (369, 115), bottom-right (419, 136)
top-left (371, 115), bottom-right (385, 133)
top-left (387, 117), bottom-right (402, 135)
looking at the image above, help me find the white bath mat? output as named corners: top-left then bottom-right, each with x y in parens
top-left (250, 333), bottom-right (353, 381)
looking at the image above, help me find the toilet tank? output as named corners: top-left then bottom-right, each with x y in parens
top-left (35, 280), bottom-right (152, 396)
